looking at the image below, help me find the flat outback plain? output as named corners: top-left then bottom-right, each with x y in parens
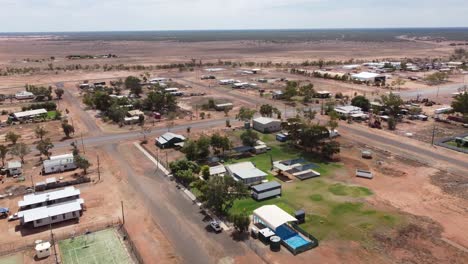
top-left (0, 29), bottom-right (467, 264)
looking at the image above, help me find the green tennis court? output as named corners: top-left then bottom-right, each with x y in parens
top-left (59, 228), bottom-right (132, 264)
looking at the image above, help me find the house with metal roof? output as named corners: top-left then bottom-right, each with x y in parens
top-left (209, 164), bottom-right (226, 177)
top-left (226, 162), bottom-right (267, 185)
top-left (251, 181), bottom-right (281, 201)
top-left (351, 72), bottom-right (386, 84)
top-left (19, 186), bottom-right (81, 210)
top-left (253, 117), bottom-right (281, 133)
top-left (11, 109), bottom-right (47, 121)
top-left (18, 198), bottom-right (84, 228)
top-left (156, 132), bottom-right (186, 149)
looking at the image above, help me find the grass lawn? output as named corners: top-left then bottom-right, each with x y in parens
top-left (47, 110), bottom-right (58, 119)
top-left (227, 129), bottom-right (403, 244)
top-left (59, 229), bottom-right (132, 264)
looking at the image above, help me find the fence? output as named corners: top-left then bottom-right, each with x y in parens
top-left (119, 224), bottom-right (144, 264)
top-left (0, 217), bottom-right (121, 258)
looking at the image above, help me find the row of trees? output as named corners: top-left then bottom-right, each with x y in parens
top-left (182, 133), bottom-right (231, 161)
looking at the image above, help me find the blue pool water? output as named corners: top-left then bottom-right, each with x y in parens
top-left (284, 234), bottom-right (311, 249)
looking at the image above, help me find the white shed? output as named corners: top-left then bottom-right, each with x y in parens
top-left (253, 117), bottom-right (281, 133)
top-left (7, 161), bottom-right (22, 176)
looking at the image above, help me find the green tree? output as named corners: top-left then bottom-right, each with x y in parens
top-left (10, 143), bottom-right (30, 164)
top-left (283, 82), bottom-right (298, 101)
top-left (259, 104), bottom-right (276, 117)
top-left (230, 213), bottom-right (250, 234)
top-left (34, 126), bottom-right (48, 141)
top-left (387, 116), bottom-right (397, 130)
top-left (36, 138), bottom-right (54, 158)
top-left (201, 176), bottom-right (248, 214)
top-left (0, 145), bottom-right (8, 167)
top-left (107, 104), bottom-right (127, 124)
top-left (240, 129), bottom-right (259, 147)
top-left (5, 131), bottom-right (21, 145)
top-left (54, 88), bottom-right (65, 99)
top-left (125, 76), bottom-right (142, 96)
top-left (201, 165), bottom-right (210, 180)
top-left (321, 141), bottom-right (340, 159)
top-left (62, 121), bottom-right (75, 138)
top-left (381, 92), bottom-right (404, 118)
top-left (75, 155), bottom-right (91, 175)
top-left (351, 95), bottom-right (371, 112)
top-left (210, 133), bottom-right (231, 155)
top-left (424, 72), bottom-right (448, 85)
top-left (236, 107), bottom-right (256, 121)
top-left (451, 91), bottom-right (468, 121)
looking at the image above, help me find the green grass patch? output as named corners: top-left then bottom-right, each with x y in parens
top-left (59, 229), bottom-right (131, 264)
top-left (309, 194), bottom-right (323, 201)
top-left (47, 111), bottom-right (57, 119)
top-left (328, 183), bottom-right (373, 197)
top-left (446, 140), bottom-right (468, 150)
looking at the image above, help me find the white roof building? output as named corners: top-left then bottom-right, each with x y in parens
top-left (18, 198), bottom-right (84, 225)
top-left (13, 109), bottom-right (47, 119)
top-left (209, 165), bottom-right (226, 177)
top-left (226, 162), bottom-right (267, 185)
top-left (156, 132), bottom-right (186, 148)
top-left (351, 72), bottom-right (386, 83)
top-left (253, 205), bottom-right (297, 230)
top-left (19, 186), bottom-right (80, 208)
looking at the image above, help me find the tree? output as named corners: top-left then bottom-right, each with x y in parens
top-left (230, 213), bottom-right (250, 234)
top-left (5, 131), bottom-right (21, 145)
top-left (182, 140), bottom-right (199, 161)
top-left (62, 121), bottom-right (75, 138)
top-left (196, 135), bottom-right (211, 160)
top-left (0, 145), bottom-right (8, 167)
top-left (169, 159), bottom-right (200, 185)
top-left (36, 138), bottom-right (54, 158)
top-left (451, 91), bottom-right (468, 121)
top-left (236, 107), bottom-right (256, 121)
top-left (283, 82), bottom-right (298, 101)
top-left (424, 72), bottom-right (448, 85)
top-left (54, 88), bottom-right (65, 99)
top-left (10, 143), bottom-right (30, 164)
top-left (387, 116), bottom-right (397, 130)
top-left (201, 165), bottom-right (210, 180)
top-left (210, 133), bottom-right (231, 155)
top-left (351, 95), bottom-right (371, 112)
top-left (240, 129), bottom-right (259, 147)
top-left (125, 76), bottom-right (142, 96)
top-left (381, 92), bottom-right (403, 118)
top-left (321, 141), bottom-right (340, 159)
top-left (201, 176), bottom-right (248, 214)
top-left (391, 78), bottom-right (406, 90)
top-left (34, 126), bottom-right (48, 141)
top-left (259, 104), bottom-right (276, 117)
top-left (75, 155), bottom-right (91, 175)
top-left (107, 104), bottom-right (127, 124)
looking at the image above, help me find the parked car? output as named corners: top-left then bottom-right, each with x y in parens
top-left (8, 213), bottom-right (19, 221)
top-left (210, 220), bottom-right (222, 233)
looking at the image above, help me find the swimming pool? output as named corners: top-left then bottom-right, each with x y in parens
top-left (284, 234), bottom-right (311, 249)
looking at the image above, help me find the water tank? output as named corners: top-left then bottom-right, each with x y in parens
top-left (270, 236), bottom-right (281, 252)
top-left (244, 122), bottom-right (251, 129)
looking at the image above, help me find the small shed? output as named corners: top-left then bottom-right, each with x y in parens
top-left (251, 181), bottom-right (282, 201)
top-left (294, 210), bottom-right (305, 224)
top-left (35, 241), bottom-right (51, 259)
top-left (276, 133), bottom-right (289, 142)
top-left (253, 117), bottom-right (281, 133)
top-left (7, 161), bottom-right (22, 176)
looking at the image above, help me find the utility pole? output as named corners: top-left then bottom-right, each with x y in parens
top-left (80, 132), bottom-right (85, 154)
top-left (165, 152), bottom-right (168, 167)
top-left (49, 223), bottom-right (58, 264)
top-left (30, 175), bottom-right (35, 192)
top-left (121, 201), bottom-right (125, 225)
top-left (97, 155), bottom-right (101, 182)
top-left (431, 123), bottom-right (436, 146)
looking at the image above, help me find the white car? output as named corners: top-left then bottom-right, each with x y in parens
top-left (8, 213), bottom-right (19, 221)
top-left (210, 220), bottom-right (222, 233)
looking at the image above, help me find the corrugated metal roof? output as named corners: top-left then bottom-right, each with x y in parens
top-left (252, 181), bottom-right (281, 192)
top-left (253, 117), bottom-right (280, 125)
top-left (19, 187), bottom-right (80, 208)
top-left (18, 198), bottom-right (83, 223)
top-left (13, 109), bottom-right (47, 118)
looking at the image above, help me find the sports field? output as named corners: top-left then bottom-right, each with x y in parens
top-left (59, 228), bottom-right (132, 264)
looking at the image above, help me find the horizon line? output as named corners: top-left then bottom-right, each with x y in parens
top-left (1, 26), bottom-right (468, 34)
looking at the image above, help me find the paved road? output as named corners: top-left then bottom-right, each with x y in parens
top-left (106, 144), bottom-right (258, 264)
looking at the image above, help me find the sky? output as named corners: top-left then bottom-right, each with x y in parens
top-left (1, 0), bottom-right (468, 32)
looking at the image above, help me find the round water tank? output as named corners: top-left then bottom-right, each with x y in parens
top-left (270, 236), bottom-right (281, 252)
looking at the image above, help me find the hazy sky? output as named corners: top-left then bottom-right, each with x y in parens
top-left (1, 0), bottom-right (468, 32)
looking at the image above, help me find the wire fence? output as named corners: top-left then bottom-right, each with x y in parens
top-left (118, 224), bottom-right (144, 264)
top-left (0, 217), bottom-right (122, 258)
